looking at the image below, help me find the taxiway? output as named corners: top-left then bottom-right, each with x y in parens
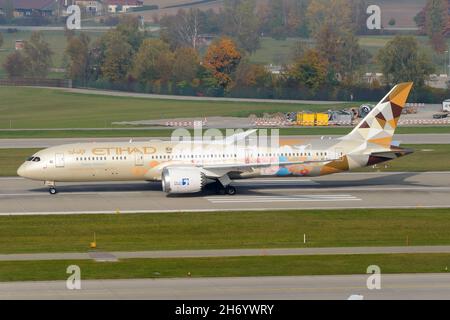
top-left (0, 172), bottom-right (449, 215)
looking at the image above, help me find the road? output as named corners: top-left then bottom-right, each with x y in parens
top-left (0, 134), bottom-right (448, 148)
top-left (0, 172), bottom-right (449, 215)
top-left (2, 246), bottom-right (450, 262)
top-left (1, 274), bottom-right (450, 299)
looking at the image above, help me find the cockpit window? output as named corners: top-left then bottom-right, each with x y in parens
top-left (26, 157), bottom-right (34, 161)
top-left (32, 157), bottom-right (41, 162)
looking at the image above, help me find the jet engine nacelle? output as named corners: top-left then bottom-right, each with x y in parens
top-left (162, 167), bottom-right (206, 194)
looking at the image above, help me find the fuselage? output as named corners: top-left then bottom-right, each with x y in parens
top-left (17, 136), bottom-right (407, 183)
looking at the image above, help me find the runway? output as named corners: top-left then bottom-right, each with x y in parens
top-left (0, 133), bottom-right (449, 148)
top-left (2, 246), bottom-right (450, 262)
top-left (0, 172), bottom-right (449, 215)
top-left (1, 274), bottom-right (450, 299)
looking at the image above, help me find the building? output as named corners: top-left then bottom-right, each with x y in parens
top-left (74, 0), bottom-right (104, 15)
top-left (106, 0), bottom-right (143, 13)
top-left (0, 0), bottom-right (59, 17)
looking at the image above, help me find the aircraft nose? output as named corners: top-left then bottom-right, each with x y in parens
top-left (17, 163), bottom-right (27, 178)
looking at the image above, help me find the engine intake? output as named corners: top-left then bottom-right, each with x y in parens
top-left (162, 167), bottom-right (206, 194)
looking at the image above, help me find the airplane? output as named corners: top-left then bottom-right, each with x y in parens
top-left (17, 82), bottom-right (414, 196)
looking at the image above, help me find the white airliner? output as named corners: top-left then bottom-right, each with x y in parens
top-left (18, 83), bottom-right (414, 196)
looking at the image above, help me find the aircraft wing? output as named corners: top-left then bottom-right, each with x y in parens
top-left (197, 159), bottom-right (339, 177)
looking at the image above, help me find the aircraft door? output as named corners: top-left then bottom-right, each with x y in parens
top-left (135, 153), bottom-right (144, 166)
top-left (55, 153), bottom-right (65, 168)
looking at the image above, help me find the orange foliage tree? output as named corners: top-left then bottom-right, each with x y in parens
top-left (203, 37), bottom-right (242, 88)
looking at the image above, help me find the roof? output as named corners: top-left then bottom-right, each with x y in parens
top-left (0, 0), bottom-right (56, 10)
top-left (106, 0), bottom-right (143, 5)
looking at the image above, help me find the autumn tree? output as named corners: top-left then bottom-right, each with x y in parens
top-left (101, 31), bottom-right (133, 83)
top-left (23, 32), bottom-right (53, 78)
top-left (65, 33), bottom-right (91, 82)
top-left (377, 36), bottom-right (435, 87)
top-left (306, 0), bottom-right (352, 36)
top-left (203, 37), bottom-right (242, 88)
top-left (3, 51), bottom-right (27, 78)
top-left (131, 39), bottom-right (175, 84)
top-left (234, 60), bottom-right (272, 88)
top-left (172, 47), bottom-right (200, 84)
top-left (289, 49), bottom-right (328, 90)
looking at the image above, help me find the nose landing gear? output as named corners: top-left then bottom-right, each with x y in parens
top-left (45, 181), bottom-right (57, 195)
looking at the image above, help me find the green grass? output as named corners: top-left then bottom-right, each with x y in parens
top-left (1, 143), bottom-right (449, 176)
top-left (1, 126), bottom-right (450, 139)
top-left (0, 30), bottom-right (104, 72)
top-left (0, 253), bottom-right (449, 282)
top-left (0, 209), bottom-right (450, 254)
top-left (0, 148), bottom-right (40, 176)
top-left (0, 87), bottom-right (353, 129)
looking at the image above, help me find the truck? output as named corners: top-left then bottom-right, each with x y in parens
top-left (443, 99), bottom-right (450, 112)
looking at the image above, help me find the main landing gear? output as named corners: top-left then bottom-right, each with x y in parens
top-left (215, 175), bottom-right (237, 196)
top-left (49, 187), bottom-right (57, 195)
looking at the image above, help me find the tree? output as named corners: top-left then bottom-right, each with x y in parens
top-left (131, 39), bottom-right (175, 84)
top-left (289, 49), bottom-right (328, 90)
top-left (160, 8), bottom-right (202, 50)
top-left (172, 47), bottom-right (200, 84)
top-left (234, 60), bottom-right (272, 88)
top-left (377, 36), bottom-right (435, 87)
top-left (221, 0), bottom-right (261, 53)
top-left (101, 31), bottom-right (133, 83)
top-left (23, 32), bottom-right (53, 78)
top-left (203, 37), bottom-right (242, 88)
top-left (65, 33), bottom-right (91, 82)
top-left (258, 0), bottom-right (310, 39)
top-left (3, 51), bottom-right (27, 78)
top-left (425, 0), bottom-right (448, 53)
top-left (115, 15), bottom-right (145, 51)
top-left (315, 21), bottom-right (370, 84)
top-left (306, 0), bottom-right (352, 36)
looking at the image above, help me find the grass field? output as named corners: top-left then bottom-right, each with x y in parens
top-left (0, 253), bottom-right (449, 282)
top-left (0, 87), bottom-right (354, 129)
top-left (0, 209), bottom-right (450, 254)
top-left (1, 144), bottom-right (448, 176)
top-left (0, 30), bottom-right (104, 77)
top-left (251, 35), bottom-right (447, 74)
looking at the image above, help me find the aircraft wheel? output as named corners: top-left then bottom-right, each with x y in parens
top-left (49, 187), bottom-right (57, 195)
top-left (225, 186), bottom-right (236, 196)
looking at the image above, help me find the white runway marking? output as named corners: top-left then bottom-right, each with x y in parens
top-left (206, 194), bottom-right (361, 203)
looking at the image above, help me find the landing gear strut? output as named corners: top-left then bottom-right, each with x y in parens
top-left (45, 181), bottom-right (57, 195)
top-left (215, 175), bottom-right (237, 196)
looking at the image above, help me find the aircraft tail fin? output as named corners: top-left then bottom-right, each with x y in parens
top-left (343, 82), bottom-right (413, 149)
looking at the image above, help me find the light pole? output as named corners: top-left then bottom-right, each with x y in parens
top-left (445, 51), bottom-right (448, 76)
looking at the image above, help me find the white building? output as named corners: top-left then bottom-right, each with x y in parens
top-left (107, 0), bottom-right (143, 13)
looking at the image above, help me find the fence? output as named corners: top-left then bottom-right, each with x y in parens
top-left (0, 78), bottom-right (72, 88)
